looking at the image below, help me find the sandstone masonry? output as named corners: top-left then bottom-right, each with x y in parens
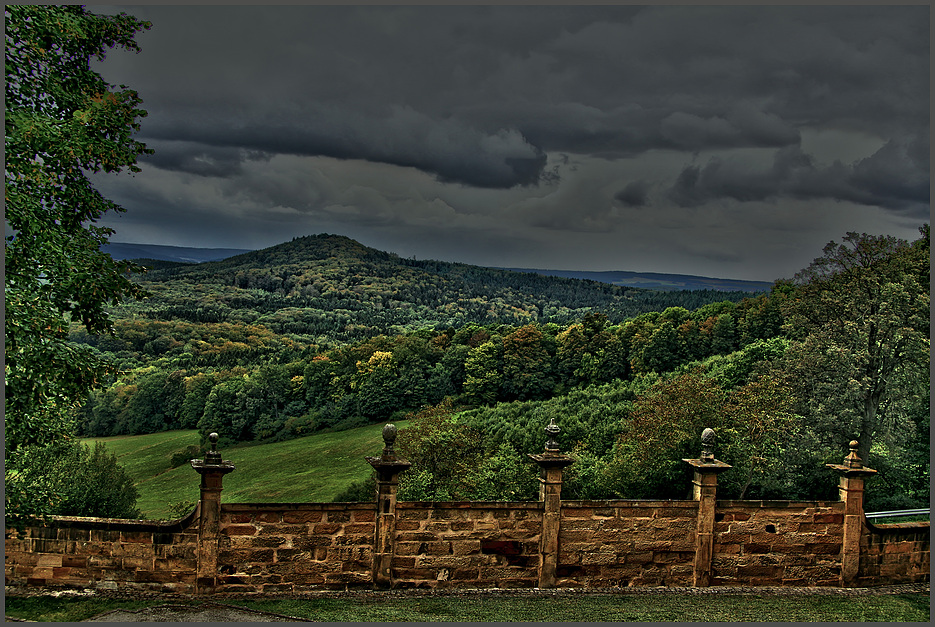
top-left (5, 427), bottom-right (929, 594)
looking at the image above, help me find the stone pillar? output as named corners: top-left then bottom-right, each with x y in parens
top-left (827, 440), bottom-right (877, 587)
top-left (529, 417), bottom-right (573, 589)
top-left (191, 432), bottom-right (235, 593)
top-left (683, 427), bottom-right (731, 587)
top-left (366, 424), bottom-right (411, 589)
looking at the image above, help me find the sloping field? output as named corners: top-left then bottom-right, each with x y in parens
top-left (83, 422), bottom-right (405, 520)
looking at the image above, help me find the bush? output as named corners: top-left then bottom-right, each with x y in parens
top-left (169, 445), bottom-right (203, 468)
top-left (332, 474), bottom-right (376, 502)
top-left (53, 441), bottom-right (142, 519)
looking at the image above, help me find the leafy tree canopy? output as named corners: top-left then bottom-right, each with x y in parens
top-left (779, 227), bottom-right (930, 464)
top-left (4, 5), bottom-right (151, 527)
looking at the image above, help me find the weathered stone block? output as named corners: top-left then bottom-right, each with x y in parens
top-left (805, 542), bottom-right (841, 555)
top-left (451, 568), bottom-right (479, 580)
top-left (294, 560), bottom-right (340, 575)
top-left (771, 543), bottom-right (808, 554)
top-left (563, 519), bottom-right (600, 531)
top-left (399, 509), bottom-right (430, 520)
top-left (333, 534), bottom-right (371, 546)
top-left (725, 511), bottom-right (751, 522)
top-left (292, 536), bottom-right (333, 550)
top-left (31, 539), bottom-right (66, 554)
top-left (249, 535), bottom-right (287, 548)
top-left (36, 554), bottom-right (63, 568)
top-left (312, 523), bottom-right (342, 535)
top-left (121, 556), bottom-right (154, 571)
top-left (560, 530), bottom-right (599, 543)
top-left (562, 508), bottom-right (593, 519)
top-left (451, 540), bottom-right (481, 556)
top-left (57, 528), bottom-right (91, 542)
top-left (656, 508), bottom-right (695, 519)
top-left (416, 555), bottom-right (471, 569)
top-left (432, 509), bottom-right (467, 520)
top-left (120, 531), bottom-right (153, 544)
top-left (283, 511), bottom-right (323, 524)
top-left (398, 531), bottom-right (439, 542)
top-left (330, 546), bottom-right (372, 563)
top-left (423, 541), bottom-right (451, 555)
top-left (274, 548), bottom-right (306, 561)
top-left (393, 567), bottom-right (436, 580)
top-left (259, 524), bottom-right (307, 535)
top-left (883, 542), bottom-right (914, 554)
top-left (351, 509), bottom-right (375, 522)
top-left (153, 557), bottom-right (197, 572)
top-left (61, 555), bottom-right (87, 568)
top-left (737, 564), bottom-right (782, 578)
top-left (743, 542), bottom-right (772, 554)
top-left (581, 552), bottom-right (617, 566)
top-left (652, 527), bottom-right (693, 542)
top-left (343, 523), bottom-right (375, 535)
top-left (223, 525), bottom-right (258, 536)
top-left (325, 511), bottom-right (350, 523)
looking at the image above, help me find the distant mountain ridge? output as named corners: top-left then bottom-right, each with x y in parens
top-left (103, 242), bottom-right (253, 264)
top-left (105, 239), bottom-right (771, 293)
top-left (500, 268), bottom-right (773, 293)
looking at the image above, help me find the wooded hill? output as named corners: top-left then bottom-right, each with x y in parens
top-left (72, 233), bottom-right (773, 441)
top-left (105, 234), bottom-right (761, 344)
top-left (69, 228), bottom-right (928, 514)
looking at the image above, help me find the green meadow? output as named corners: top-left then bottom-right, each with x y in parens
top-left (82, 421), bottom-right (404, 519)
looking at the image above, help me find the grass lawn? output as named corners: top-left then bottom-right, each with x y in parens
top-left (82, 421), bottom-right (405, 519)
top-left (4, 591), bottom-right (929, 622)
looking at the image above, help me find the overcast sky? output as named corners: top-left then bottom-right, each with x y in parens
top-left (87, 3), bottom-right (929, 282)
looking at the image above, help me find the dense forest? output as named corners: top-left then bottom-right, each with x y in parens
top-left (72, 229), bottom-right (930, 513)
top-left (73, 234), bottom-right (768, 438)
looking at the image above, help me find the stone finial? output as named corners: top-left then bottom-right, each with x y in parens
top-left (843, 440), bottom-right (863, 469)
top-left (204, 432), bottom-right (222, 465)
top-left (544, 416), bottom-right (561, 453)
top-left (192, 431), bottom-right (235, 475)
top-left (382, 423), bottom-right (398, 460)
top-left (700, 427), bottom-right (716, 463)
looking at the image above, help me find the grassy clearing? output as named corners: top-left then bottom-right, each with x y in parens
top-left (4, 592), bottom-right (929, 622)
top-left (82, 421), bottom-right (405, 519)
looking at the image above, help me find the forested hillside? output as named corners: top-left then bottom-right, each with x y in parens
top-left (72, 234), bottom-right (767, 439)
top-left (97, 234), bottom-right (758, 343)
top-left (71, 229), bottom-right (929, 513)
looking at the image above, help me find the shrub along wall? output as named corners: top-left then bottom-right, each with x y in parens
top-left (4, 431), bottom-right (929, 594)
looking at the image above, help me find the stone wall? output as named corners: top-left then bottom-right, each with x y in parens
top-left (392, 502), bottom-right (542, 589)
top-left (557, 501), bottom-right (698, 587)
top-left (215, 503), bottom-right (376, 593)
top-left (4, 509), bottom-right (200, 594)
top-left (711, 501), bottom-right (845, 586)
top-left (857, 520), bottom-right (931, 586)
top-left (4, 428), bottom-right (929, 593)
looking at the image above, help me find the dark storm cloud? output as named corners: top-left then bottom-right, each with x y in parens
top-left (141, 105), bottom-right (547, 188)
top-left (614, 181), bottom-right (651, 208)
top-left (107, 4), bottom-right (928, 189)
top-left (666, 136), bottom-right (930, 217)
top-left (87, 4), bottom-right (928, 280)
top-left (141, 140), bottom-right (271, 178)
